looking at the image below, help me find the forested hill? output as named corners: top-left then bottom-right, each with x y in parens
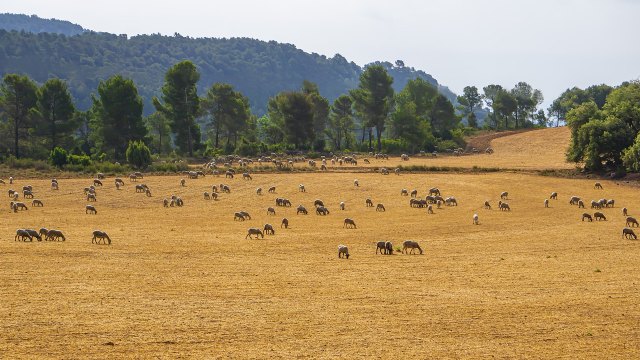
top-left (0, 15), bottom-right (456, 115)
top-left (0, 13), bottom-right (85, 36)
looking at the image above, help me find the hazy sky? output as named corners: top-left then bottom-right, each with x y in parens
top-left (4, 0), bottom-right (640, 107)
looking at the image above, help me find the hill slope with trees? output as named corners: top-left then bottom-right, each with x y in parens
top-left (0, 14), bottom-right (456, 115)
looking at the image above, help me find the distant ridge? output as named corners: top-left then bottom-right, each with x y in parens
top-left (0, 13), bottom-right (85, 36)
top-left (0, 13), bottom-right (458, 115)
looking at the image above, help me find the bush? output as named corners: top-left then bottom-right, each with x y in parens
top-left (68, 154), bottom-right (92, 166)
top-left (148, 161), bottom-right (190, 173)
top-left (126, 141), bottom-right (152, 169)
top-left (381, 139), bottom-right (409, 154)
top-left (236, 142), bottom-right (260, 157)
top-left (49, 147), bottom-right (68, 168)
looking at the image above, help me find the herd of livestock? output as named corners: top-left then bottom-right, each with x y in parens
top-left (3, 153), bottom-right (639, 258)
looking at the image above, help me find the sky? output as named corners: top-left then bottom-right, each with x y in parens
top-left (4, 0), bottom-right (640, 108)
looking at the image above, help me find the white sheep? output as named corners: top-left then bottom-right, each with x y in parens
top-left (473, 213), bottom-right (479, 225)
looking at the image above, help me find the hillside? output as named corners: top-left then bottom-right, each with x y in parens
top-left (0, 14), bottom-right (457, 115)
top-left (0, 13), bottom-right (85, 36)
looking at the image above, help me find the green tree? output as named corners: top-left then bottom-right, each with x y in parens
top-left (351, 65), bottom-right (394, 151)
top-left (49, 146), bottom-right (68, 168)
top-left (202, 83), bottom-right (251, 149)
top-left (457, 86), bottom-right (482, 127)
top-left (125, 140), bottom-right (152, 169)
top-left (510, 82), bottom-right (543, 128)
top-left (430, 94), bottom-right (458, 139)
top-left (622, 132), bottom-right (640, 172)
top-left (572, 117), bottom-right (634, 171)
top-left (327, 95), bottom-right (354, 150)
top-left (494, 90), bottom-right (517, 129)
top-left (145, 112), bottom-right (171, 154)
top-left (302, 81), bottom-right (330, 150)
top-left (0, 74), bottom-right (38, 158)
top-left (268, 91), bottom-right (314, 148)
top-left (256, 115), bottom-right (284, 145)
top-left (90, 75), bottom-right (147, 160)
top-left (153, 60), bottom-right (201, 156)
top-left (483, 84), bottom-right (504, 129)
top-left (602, 81), bottom-right (640, 133)
top-left (36, 78), bottom-right (77, 150)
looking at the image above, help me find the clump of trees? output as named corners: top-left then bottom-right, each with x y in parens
top-left (558, 81), bottom-right (640, 172)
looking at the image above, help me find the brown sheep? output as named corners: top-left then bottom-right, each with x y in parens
top-left (338, 245), bottom-right (350, 259)
top-left (92, 230), bottom-right (111, 244)
top-left (365, 198), bottom-right (373, 207)
top-left (594, 212), bottom-right (606, 221)
top-left (594, 182), bottom-right (603, 189)
top-left (246, 228), bottom-right (264, 239)
top-left (376, 241), bottom-right (387, 254)
top-left (281, 218), bottom-right (289, 229)
top-left (500, 191), bottom-right (508, 200)
top-left (402, 240), bottom-right (423, 254)
top-left (32, 199), bottom-right (43, 207)
top-left (544, 199), bottom-right (549, 208)
top-left (550, 192), bottom-right (558, 200)
top-left (267, 207), bottom-right (276, 215)
top-left (263, 224), bottom-right (275, 235)
top-left (484, 201), bottom-right (492, 210)
top-left (401, 189), bottom-right (409, 196)
top-left (622, 207), bottom-right (628, 217)
top-left (626, 217), bottom-right (639, 227)
top-left (86, 204), bottom-right (97, 214)
top-left (343, 218), bottom-right (357, 229)
top-left (46, 229), bottom-right (66, 241)
top-left (376, 203), bottom-right (386, 212)
top-left (268, 186), bottom-right (276, 193)
top-left (623, 227), bottom-right (637, 240)
top-left (297, 205), bottom-right (308, 215)
top-left (582, 213), bottom-right (593, 222)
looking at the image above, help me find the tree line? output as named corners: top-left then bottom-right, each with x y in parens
top-left (0, 60), bottom-right (482, 167)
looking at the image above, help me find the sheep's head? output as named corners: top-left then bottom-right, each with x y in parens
top-left (345, 253), bottom-right (350, 259)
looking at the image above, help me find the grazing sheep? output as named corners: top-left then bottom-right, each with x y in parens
top-left (544, 199), bottom-right (549, 208)
top-left (39, 228), bottom-right (49, 238)
top-left (263, 224), bottom-right (275, 235)
top-left (243, 172), bottom-right (252, 180)
top-left (94, 179), bottom-right (103, 187)
top-left (410, 189), bottom-right (418, 198)
top-left (338, 245), bottom-right (350, 259)
top-left (13, 202), bottom-right (28, 211)
top-left (427, 204), bottom-right (434, 214)
top-left (314, 199), bottom-right (325, 208)
top-left (25, 229), bottom-right (42, 241)
top-left (316, 206), bottom-right (330, 215)
top-left (32, 199), bottom-right (43, 207)
top-left (211, 185), bottom-right (218, 193)
top-left (594, 212), bottom-right (607, 221)
top-left (23, 185), bottom-right (32, 192)
top-left (365, 198), bottom-right (374, 207)
top-left (246, 228), bottom-right (264, 239)
top-left (92, 230), bottom-right (111, 244)
top-left (578, 200), bottom-right (585, 209)
top-left (135, 184), bottom-right (147, 193)
top-left (238, 211), bottom-right (251, 220)
top-left (500, 191), bottom-right (508, 200)
top-left (256, 187), bottom-right (262, 195)
top-left (376, 203), bottom-right (386, 212)
top-left (594, 182), bottom-right (603, 189)
top-left (51, 181), bottom-right (59, 190)
top-left (607, 199), bottom-right (615, 208)
top-left (484, 201), bottom-right (492, 210)
top-left (180, 179), bottom-right (186, 187)
top-left (115, 178), bottom-right (125, 186)
top-left (473, 213), bottom-right (479, 225)
top-left (626, 217), bottom-right (639, 227)
top-left (96, 172), bottom-right (105, 179)
top-left (569, 196), bottom-right (581, 205)
top-left (134, 172), bottom-right (144, 179)
top-left (385, 241), bottom-right (393, 255)
top-left (590, 200), bottom-right (601, 209)
top-left (343, 218), bottom-right (357, 229)
top-left (380, 168), bottom-right (389, 175)
top-left (175, 197), bottom-right (184, 207)
top-left (623, 227), bottom-right (638, 240)
top-left (268, 186), bottom-right (276, 193)
top-left (499, 202), bottom-right (511, 211)
top-left (163, 198), bottom-right (169, 207)
top-left (622, 208), bottom-right (628, 217)
top-left (129, 174), bottom-right (138, 181)
top-left (354, 179), bottom-right (359, 187)
top-left (46, 229), bottom-right (66, 241)
top-left (204, 192), bottom-right (211, 200)
top-left (85, 204), bottom-right (97, 214)
top-left (445, 197), bottom-right (458, 206)
top-left (267, 207), bottom-right (276, 215)
top-left (582, 213), bottom-right (593, 222)
top-left (211, 192), bottom-right (218, 200)
top-left (394, 168), bottom-right (400, 175)
top-left (87, 193), bottom-right (97, 202)
top-left (222, 184), bottom-right (231, 193)
top-left (402, 240), bottom-right (423, 254)
top-left (550, 192), bottom-right (558, 200)
top-left (23, 190), bottom-right (34, 199)
top-left (145, 189), bottom-right (152, 197)
top-left (9, 176), bottom-right (13, 184)
top-left (376, 241), bottom-right (387, 254)
top-left (281, 218), bottom-right (289, 229)
top-left (299, 184), bottom-right (306, 192)
top-left (340, 202), bottom-right (345, 210)
top-left (297, 205), bottom-right (308, 215)
top-left (429, 187), bottom-right (441, 196)
top-left (15, 229), bottom-right (33, 241)
top-left (401, 189), bottom-right (409, 196)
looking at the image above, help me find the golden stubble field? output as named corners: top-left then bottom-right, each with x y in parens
top-left (1, 168), bottom-right (639, 358)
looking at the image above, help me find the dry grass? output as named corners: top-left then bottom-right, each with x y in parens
top-left (307, 126), bottom-right (573, 171)
top-left (1, 166), bottom-right (640, 357)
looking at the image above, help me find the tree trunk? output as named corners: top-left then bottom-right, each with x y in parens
top-left (14, 117), bottom-right (20, 158)
top-left (376, 126), bottom-right (382, 152)
top-left (368, 128), bottom-right (372, 151)
top-left (215, 122), bottom-right (221, 148)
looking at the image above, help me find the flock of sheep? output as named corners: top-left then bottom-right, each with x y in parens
top-left (3, 158), bottom-right (638, 257)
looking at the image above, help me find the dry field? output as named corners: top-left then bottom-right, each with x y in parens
top-left (2, 128), bottom-right (640, 358)
top-left (302, 126), bottom-right (573, 171)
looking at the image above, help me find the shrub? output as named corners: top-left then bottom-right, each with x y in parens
top-left (68, 154), bottom-right (92, 166)
top-left (49, 147), bottom-right (68, 168)
top-left (126, 141), bottom-right (152, 169)
top-left (236, 142), bottom-right (260, 157)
